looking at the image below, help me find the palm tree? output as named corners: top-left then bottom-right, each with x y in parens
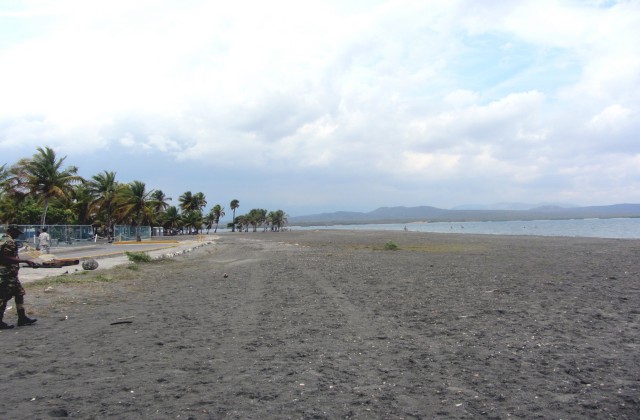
top-left (149, 190), bottom-right (172, 236)
top-left (0, 164), bottom-right (17, 223)
top-left (204, 210), bottom-right (215, 234)
top-left (50, 189), bottom-right (84, 226)
top-left (12, 146), bottom-right (83, 226)
top-left (0, 194), bottom-right (18, 224)
top-left (182, 210), bottom-right (203, 234)
top-left (230, 199), bottom-right (240, 232)
top-left (179, 191), bottom-right (195, 212)
top-left (193, 192), bottom-right (207, 212)
top-left (87, 170), bottom-right (118, 239)
top-left (151, 190), bottom-right (172, 213)
top-left (0, 164), bottom-right (9, 190)
top-left (0, 164), bottom-right (26, 223)
top-left (247, 208), bottom-right (267, 232)
top-left (161, 206), bottom-right (182, 235)
top-left (212, 204), bottom-right (225, 233)
top-left (179, 191), bottom-right (205, 234)
top-left (235, 214), bottom-right (247, 232)
top-left (115, 180), bottom-right (155, 241)
top-left (179, 191), bottom-right (207, 213)
top-left (269, 210), bottom-right (288, 231)
top-left (70, 183), bottom-right (93, 225)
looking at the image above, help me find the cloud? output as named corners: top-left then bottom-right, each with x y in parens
top-left (1, 0), bottom-right (639, 212)
top-left (589, 104), bottom-right (633, 131)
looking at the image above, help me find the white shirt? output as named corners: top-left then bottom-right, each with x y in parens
top-left (39, 231), bottom-right (50, 246)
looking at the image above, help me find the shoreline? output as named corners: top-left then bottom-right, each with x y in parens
top-left (287, 217), bottom-right (640, 239)
top-left (2, 230), bottom-right (639, 418)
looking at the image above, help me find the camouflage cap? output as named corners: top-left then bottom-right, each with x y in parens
top-left (6, 224), bottom-right (24, 233)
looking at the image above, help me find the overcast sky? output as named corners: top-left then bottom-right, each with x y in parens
top-left (1, 0), bottom-right (639, 216)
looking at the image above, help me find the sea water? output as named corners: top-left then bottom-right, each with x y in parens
top-left (291, 218), bottom-right (640, 239)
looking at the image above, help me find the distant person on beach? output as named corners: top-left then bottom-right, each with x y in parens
top-left (38, 227), bottom-right (51, 254)
top-left (0, 224), bottom-right (37, 329)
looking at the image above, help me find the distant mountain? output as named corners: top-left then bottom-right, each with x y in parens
top-left (288, 203), bottom-right (640, 226)
top-left (452, 202), bottom-right (577, 211)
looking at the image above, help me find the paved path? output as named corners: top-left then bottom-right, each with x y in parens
top-left (19, 235), bottom-right (218, 284)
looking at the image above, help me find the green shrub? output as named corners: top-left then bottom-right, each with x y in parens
top-left (125, 251), bottom-right (152, 263)
top-left (384, 241), bottom-right (399, 251)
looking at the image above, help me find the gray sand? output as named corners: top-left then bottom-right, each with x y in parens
top-left (1, 230), bottom-right (639, 418)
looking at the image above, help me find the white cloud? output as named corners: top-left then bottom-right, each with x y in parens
top-left (1, 0), bottom-right (639, 212)
top-left (119, 133), bottom-right (136, 148)
top-left (443, 89), bottom-right (479, 107)
top-left (589, 104), bottom-right (633, 131)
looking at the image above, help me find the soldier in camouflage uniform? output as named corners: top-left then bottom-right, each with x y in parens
top-left (0, 224), bottom-right (37, 329)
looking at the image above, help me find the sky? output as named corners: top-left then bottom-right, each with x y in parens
top-left (1, 0), bottom-right (639, 216)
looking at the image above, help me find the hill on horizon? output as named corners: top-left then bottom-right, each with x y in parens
top-left (288, 203), bottom-right (640, 226)
top-left (451, 202), bottom-right (578, 211)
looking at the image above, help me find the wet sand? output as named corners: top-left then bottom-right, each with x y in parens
top-left (1, 230), bottom-right (639, 418)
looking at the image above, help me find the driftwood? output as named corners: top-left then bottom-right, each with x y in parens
top-left (38, 258), bottom-right (80, 268)
top-left (27, 258), bottom-right (80, 269)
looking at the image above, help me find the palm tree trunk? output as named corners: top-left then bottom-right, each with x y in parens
top-left (40, 198), bottom-right (50, 227)
top-left (232, 210), bottom-right (236, 232)
top-left (136, 214), bottom-right (142, 241)
top-left (107, 206), bottom-right (112, 241)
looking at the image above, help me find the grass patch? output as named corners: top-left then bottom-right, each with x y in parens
top-left (384, 241), bottom-right (400, 251)
top-left (125, 251), bottom-right (152, 263)
top-left (25, 262), bottom-right (150, 289)
top-left (26, 272), bottom-right (120, 288)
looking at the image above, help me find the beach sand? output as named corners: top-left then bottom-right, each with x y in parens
top-left (1, 230), bottom-right (639, 418)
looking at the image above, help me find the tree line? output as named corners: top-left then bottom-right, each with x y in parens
top-left (0, 146), bottom-right (288, 240)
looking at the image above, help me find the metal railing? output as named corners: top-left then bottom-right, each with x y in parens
top-left (1, 225), bottom-right (153, 246)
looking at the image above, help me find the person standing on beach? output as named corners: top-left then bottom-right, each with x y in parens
top-left (0, 225), bottom-right (37, 329)
top-left (38, 227), bottom-right (51, 254)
